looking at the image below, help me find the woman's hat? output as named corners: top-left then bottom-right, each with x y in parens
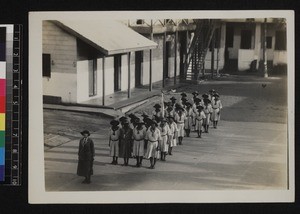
top-left (119, 116), bottom-right (127, 122)
top-left (160, 117), bottom-right (167, 123)
top-left (180, 92), bottom-right (187, 97)
top-left (213, 93), bottom-right (220, 98)
top-left (143, 117), bottom-right (152, 124)
top-left (167, 116), bottom-right (175, 120)
top-left (110, 119), bottom-right (120, 126)
top-left (123, 118), bottom-right (130, 124)
top-left (135, 118), bottom-right (145, 125)
top-left (203, 98), bottom-right (211, 104)
top-left (181, 97), bottom-right (187, 101)
top-left (141, 113), bottom-right (149, 118)
top-left (197, 106), bottom-right (204, 111)
top-left (170, 96), bottom-right (177, 101)
top-left (153, 104), bottom-right (161, 109)
top-left (194, 98), bottom-right (201, 103)
top-left (192, 91), bottom-right (199, 96)
top-left (209, 89), bottom-right (216, 93)
top-left (202, 93), bottom-right (209, 99)
top-left (151, 120), bottom-right (158, 126)
top-left (80, 130), bottom-right (90, 136)
top-left (185, 102), bottom-right (192, 106)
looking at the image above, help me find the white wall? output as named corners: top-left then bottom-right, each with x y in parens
top-left (273, 51), bottom-right (287, 65)
top-left (104, 56), bottom-right (114, 96)
top-left (238, 49), bottom-right (255, 71)
top-left (76, 60), bottom-right (90, 103)
top-left (43, 73), bottom-right (77, 103)
top-left (205, 48), bottom-right (225, 70)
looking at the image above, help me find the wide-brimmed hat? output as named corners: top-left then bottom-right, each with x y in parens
top-left (209, 89), bottom-right (216, 93)
top-left (153, 104), bottom-right (161, 109)
top-left (119, 116), bottom-right (127, 123)
top-left (197, 106), bottom-right (204, 111)
top-left (176, 105), bottom-right (184, 111)
top-left (192, 91), bottom-right (199, 96)
top-left (160, 117), bottom-right (167, 123)
top-left (180, 92), bottom-right (187, 97)
top-left (170, 96), bottom-right (177, 101)
top-left (181, 97), bottom-right (187, 101)
top-left (143, 117), bottom-right (152, 124)
top-left (167, 116), bottom-right (175, 120)
top-left (213, 93), bottom-right (220, 98)
top-left (141, 113), bottom-right (149, 118)
top-left (194, 98), bottom-right (201, 103)
top-left (110, 119), bottom-right (120, 126)
top-left (150, 119), bottom-right (158, 126)
top-left (80, 130), bottom-right (90, 136)
top-left (202, 93), bottom-right (209, 99)
top-left (185, 102), bottom-right (192, 107)
top-left (203, 98), bottom-right (211, 104)
top-left (135, 118), bottom-right (145, 125)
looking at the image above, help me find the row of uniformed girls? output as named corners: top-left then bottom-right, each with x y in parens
top-left (109, 113), bottom-right (179, 169)
top-left (108, 89), bottom-right (222, 169)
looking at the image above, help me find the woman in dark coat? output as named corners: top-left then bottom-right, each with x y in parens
top-left (119, 118), bottom-right (133, 166)
top-left (77, 130), bottom-right (95, 184)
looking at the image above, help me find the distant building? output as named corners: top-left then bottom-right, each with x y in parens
top-left (42, 18), bottom-right (287, 105)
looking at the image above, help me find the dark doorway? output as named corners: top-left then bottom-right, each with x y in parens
top-left (179, 32), bottom-right (188, 78)
top-left (114, 55), bottom-right (121, 92)
top-left (135, 51), bottom-right (143, 87)
top-left (164, 41), bottom-right (171, 79)
top-left (240, 30), bottom-right (252, 49)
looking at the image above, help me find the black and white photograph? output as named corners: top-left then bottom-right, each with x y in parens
top-left (28, 11), bottom-right (294, 203)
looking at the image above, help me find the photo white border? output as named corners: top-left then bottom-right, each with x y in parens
top-left (28, 10), bottom-right (295, 204)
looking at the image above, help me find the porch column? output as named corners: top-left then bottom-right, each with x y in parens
top-left (149, 20), bottom-right (153, 91)
top-left (211, 31), bottom-right (215, 78)
top-left (163, 31), bottom-right (167, 88)
top-left (102, 56), bottom-right (105, 106)
top-left (127, 52), bottom-right (131, 98)
top-left (263, 18), bottom-right (268, 77)
top-left (174, 30), bottom-right (178, 85)
top-left (254, 22), bottom-right (261, 70)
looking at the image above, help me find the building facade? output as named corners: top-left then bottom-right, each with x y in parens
top-left (42, 18), bottom-right (287, 105)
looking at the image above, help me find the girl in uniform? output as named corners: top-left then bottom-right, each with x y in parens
top-left (195, 106), bottom-right (206, 138)
top-left (164, 105), bottom-right (175, 118)
top-left (132, 119), bottom-right (146, 167)
top-left (211, 93), bottom-right (222, 128)
top-left (167, 116), bottom-right (178, 155)
top-left (109, 120), bottom-right (120, 165)
top-left (203, 98), bottom-right (213, 133)
top-left (152, 104), bottom-right (163, 120)
top-left (174, 106), bottom-right (186, 145)
top-left (77, 130), bottom-right (95, 184)
top-left (119, 118), bottom-right (133, 166)
top-left (158, 117), bottom-right (170, 161)
top-left (184, 102), bottom-right (193, 137)
top-left (170, 96), bottom-right (177, 108)
top-left (145, 120), bottom-right (161, 169)
top-left (191, 91), bottom-right (199, 104)
top-left (192, 98), bottom-right (202, 131)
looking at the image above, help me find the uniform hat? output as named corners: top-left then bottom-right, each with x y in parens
top-left (167, 116), bottom-right (175, 120)
top-left (170, 96), bottom-right (177, 101)
top-left (181, 97), bottom-right (187, 101)
top-left (203, 98), bottom-right (211, 104)
top-left (209, 89), bottom-right (216, 93)
top-left (80, 130), bottom-right (90, 136)
top-left (160, 117), bottom-right (167, 123)
top-left (128, 113), bottom-right (136, 118)
top-left (197, 106), bottom-right (204, 111)
top-left (123, 118), bottom-right (130, 124)
top-left (185, 102), bottom-right (192, 106)
top-left (110, 119), bottom-right (120, 126)
top-left (141, 113), bottom-right (149, 118)
top-left (192, 91), bottom-right (199, 96)
top-left (194, 98), bottom-right (201, 103)
top-left (202, 93), bottom-right (209, 99)
top-left (153, 104), bottom-right (161, 109)
top-left (119, 116), bottom-right (127, 123)
top-left (180, 92), bottom-right (187, 97)
top-left (135, 118), bottom-right (144, 125)
top-left (143, 117), bottom-right (152, 125)
top-left (176, 105), bottom-right (184, 111)
top-left (213, 93), bottom-right (220, 98)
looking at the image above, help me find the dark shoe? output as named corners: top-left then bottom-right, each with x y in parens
top-left (81, 179), bottom-right (87, 184)
top-left (85, 180), bottom-right (91, 184)
top-left (111, 161), bottom-right (115, 164)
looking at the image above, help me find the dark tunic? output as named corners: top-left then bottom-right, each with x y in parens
top-left (119, 127), bottom-right (133, 158)
top-left (77, 137), bottom-right (95, 177)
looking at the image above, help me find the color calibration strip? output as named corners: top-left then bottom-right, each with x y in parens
top-left (0, 26), bottom-right (7, 182)
top-left (0, 24), bottom-right (22, 185)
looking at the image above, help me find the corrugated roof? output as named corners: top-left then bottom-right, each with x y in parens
top-left (53, 20), bottom-right (158, 55)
